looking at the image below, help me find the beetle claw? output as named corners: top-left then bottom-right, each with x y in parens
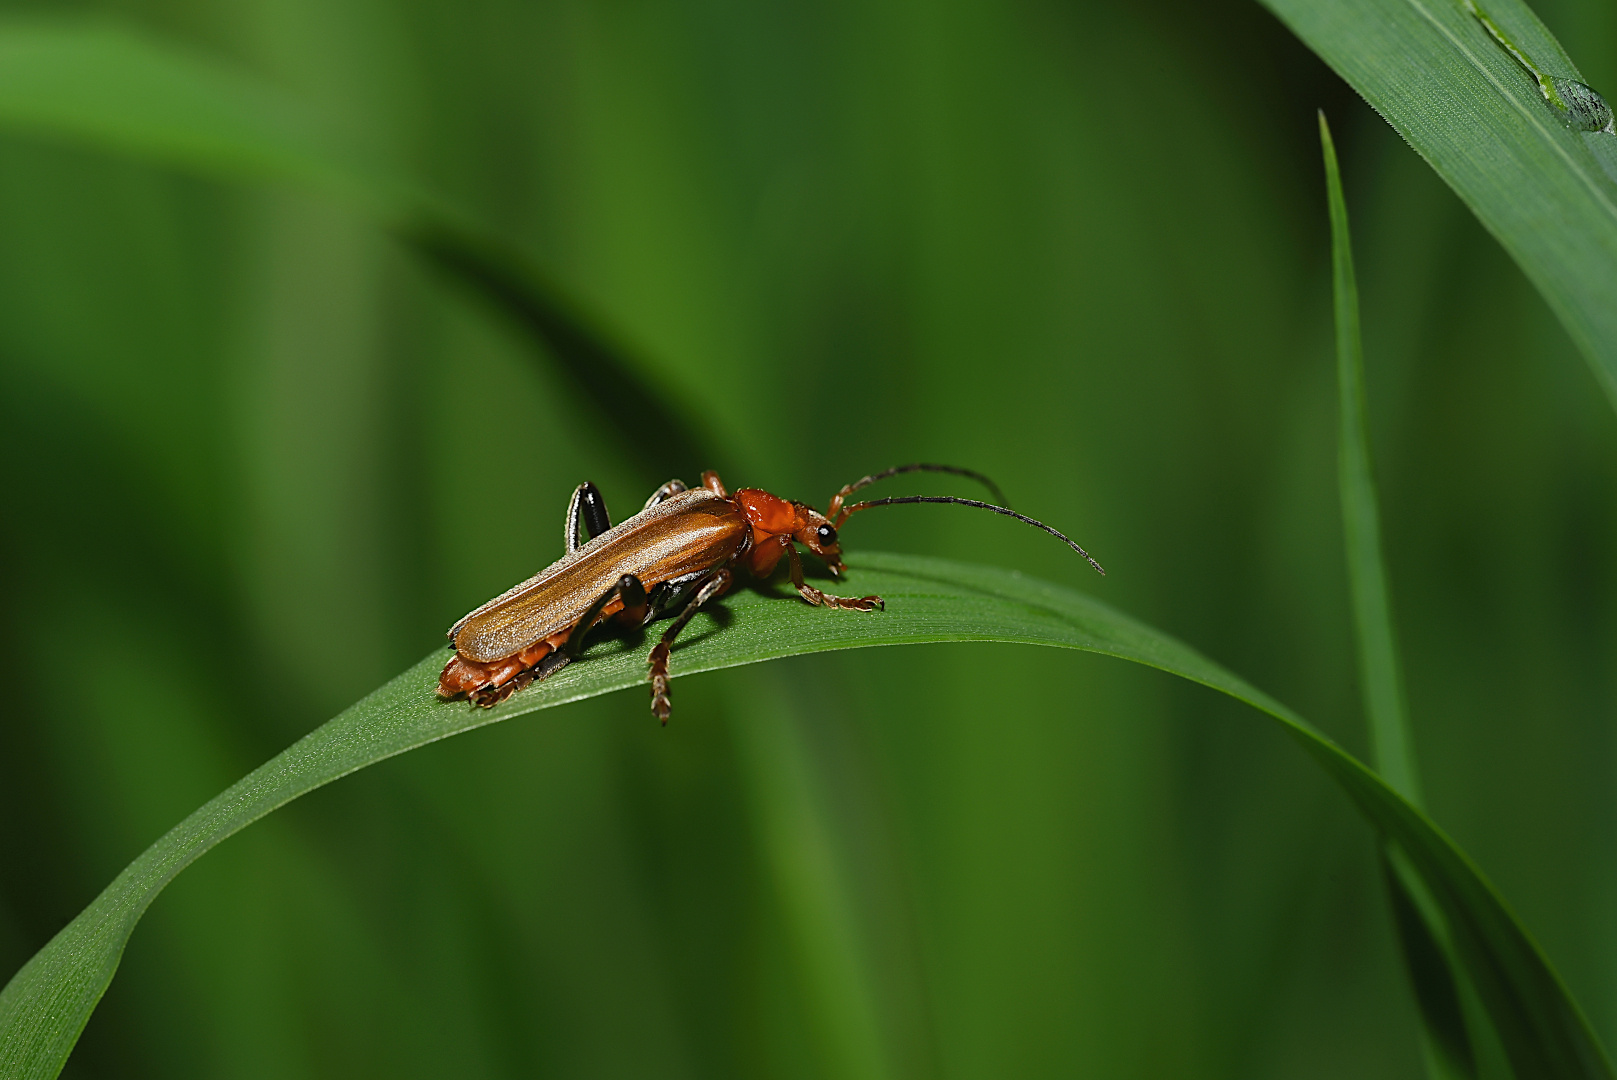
top-left (649, 641), bottom-right (673, 724)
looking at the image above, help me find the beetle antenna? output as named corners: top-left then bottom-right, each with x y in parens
top-left (838, 495), bottom-right (1105, 576)
top-left (827, 463), bottom-right (1009, 520)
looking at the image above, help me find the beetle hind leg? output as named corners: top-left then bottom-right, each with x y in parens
top-left (647, 568), bottom-right (733, 724)
top-left (564, 482), bottom-right (612, 554)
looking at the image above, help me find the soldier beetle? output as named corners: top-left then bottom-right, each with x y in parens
top-left (438, 464), bottom-right (1104, 723)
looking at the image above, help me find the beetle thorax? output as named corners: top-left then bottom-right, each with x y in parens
top-left (735, 488), bottom-right (800, 538)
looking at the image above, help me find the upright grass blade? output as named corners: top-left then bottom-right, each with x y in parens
top-left (1323, 111), bottom-right (1475, 1080)
top-left (2, 552), bottom-right (1611, 1078)
top-left (0, 17), bottom-right (715, 481)
top-left (1261, 0), bottom-right (1617, 414)
top-left (1319, 112), bottom-right (1612, 1080)
top-left (1321, 113), bottom-right (1420, 807)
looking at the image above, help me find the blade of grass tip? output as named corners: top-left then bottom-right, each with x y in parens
top-left (1261, 0), bottom-right (1617, 417)
top-left (4, 555), bottom-right (1614, 1078)
top-left (1323, 109), bottom-right (1476, 1080)
top-left (1321, 111), bottom-right (1420, 805)
top-left (1321, 112), bottom-right (1615, 1080)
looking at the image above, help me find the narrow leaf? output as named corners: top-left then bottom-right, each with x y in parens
top-left (1, 552), bottom-right (1607, 1079)
top-left (1322, 111), bottom-right (1420, 805)
top-left (1323, 111), bottom-right (1478, 1079)
top-left (1264, 0), bottom-right (1617, 412)
top-left (1319, 106), bottom-right (1612, 1080)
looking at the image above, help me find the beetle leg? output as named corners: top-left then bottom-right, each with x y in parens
top-left (647, 568), bottom-right (733, 724)
top-left (701, 470), bottom-right (728, 497)
top-left (646, 569), bottom-right (706, 624)
top-left (787, 545), bottom-right (883, 611)
top-left (564, 482), bottom-right (613, 554)
top-left (564, 574), bottom-right (648, 659)
top-left (641, 478), bottom-right (690, 511)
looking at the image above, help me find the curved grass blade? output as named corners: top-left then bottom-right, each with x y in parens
top-left (1262, 0), bottom-right (1617, 413)
top-left (1323, 111), bottom-right (1475, 1079)
top-left (0, 17), bottom-right (715, 480)
top-left (0, 552), bottom-right (1606, 1078)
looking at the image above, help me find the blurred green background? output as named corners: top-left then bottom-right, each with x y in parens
top-left (2, 0), bottom-right (1615, 1075)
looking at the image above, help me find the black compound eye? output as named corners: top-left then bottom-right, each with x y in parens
top-left (816, 523), bottom-right (837, 547)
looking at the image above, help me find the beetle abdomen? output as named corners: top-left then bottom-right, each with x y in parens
top-left (448, 488), bottom-right (747, 664)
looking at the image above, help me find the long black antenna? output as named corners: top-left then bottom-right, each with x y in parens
top-left (829, 463), bottom-right (1009, 518)
top-left (841, 495), bottom-right (1105, 576)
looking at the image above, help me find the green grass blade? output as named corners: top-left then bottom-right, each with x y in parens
top-left (0, 18), bottom-right (398, 211)
top-left (0, 551), bottom-right (1606, 1078)
top-left (1318, 112), bottom-right (1608, 1080)
top-left (0, 17), bottom-right (713, 482)
top-left (1322, 112), bottom-right (1473, 1077)
top-left (1321, 111), bottom-right (1420, 805)
top-left (1264, 0), bottom-right (1617, 411)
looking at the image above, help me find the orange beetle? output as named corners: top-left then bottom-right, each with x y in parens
top-left (438, 464), bottom-right (1102, 723)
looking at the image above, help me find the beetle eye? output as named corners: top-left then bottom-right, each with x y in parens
top-left (816, 523), bottom-right (837, 546)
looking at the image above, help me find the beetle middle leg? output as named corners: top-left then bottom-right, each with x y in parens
top-left (647, 567), bottom-right (733, 725)
top-left (642, 478), bottom-right (689, 510)
top-left (786, 545), bottom-right (883, 611)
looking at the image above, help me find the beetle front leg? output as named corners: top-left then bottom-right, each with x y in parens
top-left (787, 545), bottom-right (883, 611)
top-left (647, 568), bottom-right (733, 724)
top-left (564, 482), bottom-right (612, 553)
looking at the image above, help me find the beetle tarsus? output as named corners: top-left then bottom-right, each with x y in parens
top-left (470, 671), bottom-right (528, 708)
top-left (649, 642), bottom-right (672, 724)
top-left (802, 587), bottom-right (884, 611)
top-left (786, 545), bottom-right (884, 611)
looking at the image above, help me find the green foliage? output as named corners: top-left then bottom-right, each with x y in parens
top-left (0, 552), bottom-right (1603, 1079)
top-left (2, 0), bottom-right (1616, 1076)
top-left (1325, 111), bottom-right (1614, 1080)
top-left (1262, 0), bottom-right (1617, 408)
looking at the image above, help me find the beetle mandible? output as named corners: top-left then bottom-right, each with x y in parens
top-left (437, 463), bottom-right (1104, 723)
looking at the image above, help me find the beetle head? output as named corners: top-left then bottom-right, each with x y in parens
top-left (791, 503), bottom-right (845, 576)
